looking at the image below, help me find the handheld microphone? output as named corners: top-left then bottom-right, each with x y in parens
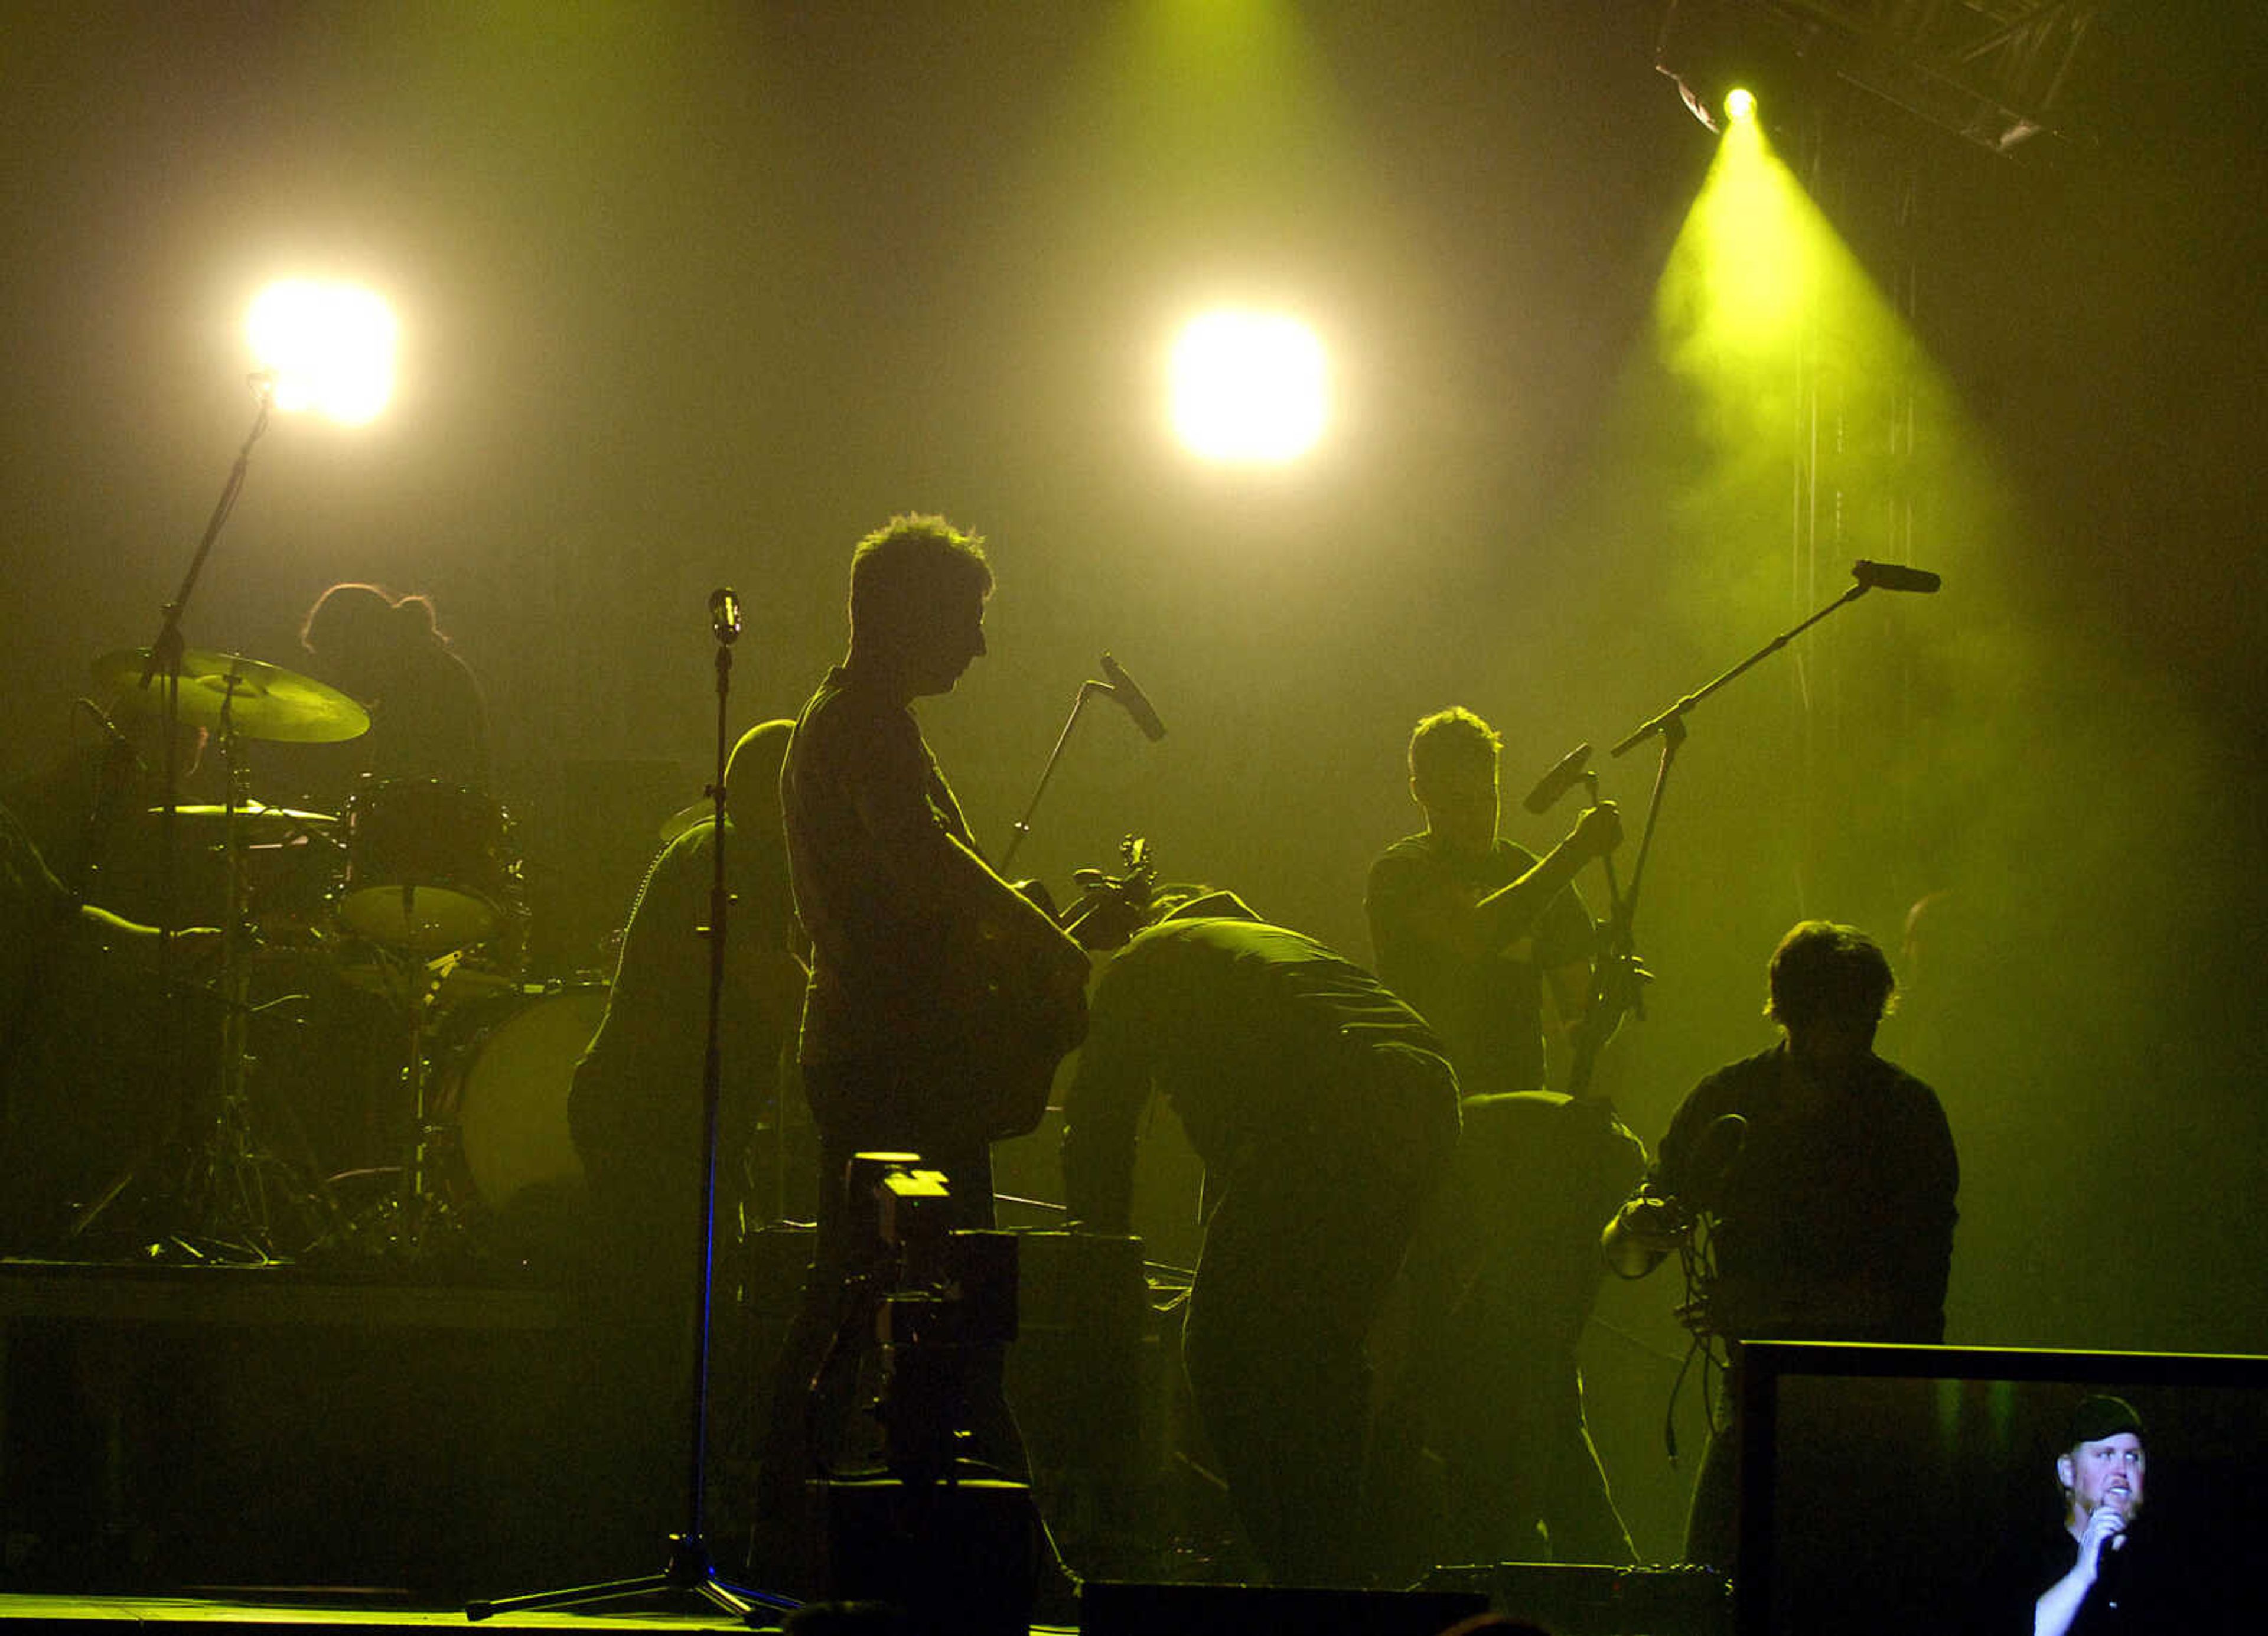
top-left (1645, 1112), bottom-right (1749, 1227)
top-left (1521, 742), bottom-right (1595, 815)
top-left (1852, 559), bottom-right (1943, 594)
top-left (1684, 1112), bottom-right (1749, 1211)
top-left (709, 587), bottom-right (743, 645)
top-left (1099, 653), bottom-right (1167, 742)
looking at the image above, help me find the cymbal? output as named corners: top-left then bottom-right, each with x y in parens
top-left (94, 647), bottom-right (370, 744)
top-left (146, 801), bottom-right (340, 828)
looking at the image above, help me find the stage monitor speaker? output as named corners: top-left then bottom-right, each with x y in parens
top-left (1080, 1580), bottom-right (1490, 1636)
top-left (817, 1476), bottom-right (1038, 1636)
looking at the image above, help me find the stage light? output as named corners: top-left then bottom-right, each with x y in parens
top-left (1725, 86), bottom-right (1756, 122)
top-left (1169, 308), bottom-right (1328, 464)
top-left (246, 280), bottom-right (397, 424)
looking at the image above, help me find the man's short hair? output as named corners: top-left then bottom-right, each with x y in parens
top-left (847, 514), bottom-right (993, 644)
top-left (1408, 706), bottom-right (1502, 785)
top-left (1764, 920), bottom-right (1898, 1029)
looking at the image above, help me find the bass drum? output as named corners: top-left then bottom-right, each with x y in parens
top-left (435, 985), bottom-right (608, 1218)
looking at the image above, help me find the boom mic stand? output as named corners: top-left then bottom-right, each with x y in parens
top-left (101, 376), bottom-right (278, 1258)
top-left (1551, 571), bottom-right (1911, 1093)
top-left (999, 651), bottom-right (1165, 876)
top-left (1594, 568), bottom-right (1912, 1469)
top-left (1595, 569), bottom-right (1894, 1016)
top-left (466, 588), bottom-right (793, 1625)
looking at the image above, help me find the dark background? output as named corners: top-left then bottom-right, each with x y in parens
top-left (3, 2), bottom-right (2261, 1560)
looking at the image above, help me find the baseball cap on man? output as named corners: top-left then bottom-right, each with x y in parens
top-left (2065, 1394), bottom-right (2143, 1446)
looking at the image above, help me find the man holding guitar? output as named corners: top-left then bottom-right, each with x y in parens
top-left (757, 514), bottom-right (1090, 1578)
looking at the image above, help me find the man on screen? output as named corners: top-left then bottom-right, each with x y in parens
top-left (2027, 1394), bottom-right (2208, 1636)
top-left (1996, 1389), bottom-right (2240, 1634)
top-left (2039, 1397), bottom-right (2145, 1624)
top-left (2034, 1396), bottom-right (2144, 1635)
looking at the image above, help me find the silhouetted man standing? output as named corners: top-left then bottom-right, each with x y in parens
top-left (1366, 706), bottom-right (1638, 1566)
top-left (757, 515), bottom-right (1087, 1579)
top-left (1604, 920), bottom-right (1959, 1567)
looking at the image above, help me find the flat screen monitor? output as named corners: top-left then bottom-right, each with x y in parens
top-left (1736, 1341), bottom-right (2260, 1635)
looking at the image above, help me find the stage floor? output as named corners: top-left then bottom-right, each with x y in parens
top-left (0, 1591), bottom-right (1081, 1634)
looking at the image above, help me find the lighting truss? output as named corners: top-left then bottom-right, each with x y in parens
top-left (1660, 0), bottom-right (2104, 154)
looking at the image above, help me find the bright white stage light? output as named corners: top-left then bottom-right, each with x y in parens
top-left (1169, 309), bottom-right (1328, 463)
top-left (246, 281), bottom-right (397, 424)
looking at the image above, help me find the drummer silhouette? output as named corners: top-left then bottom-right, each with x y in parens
top-left (300, 582), bottom-right (492, 794)
top-left (296, 585), bottom-right (513, 1204)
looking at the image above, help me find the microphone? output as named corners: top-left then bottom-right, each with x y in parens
top-left (1668, 1112), bottom-right (1749, 1220)
top-left (1521, 742), bottom-right (1595, 815)
top-left (1852, 559), bottom-right (1943, 594)
top-left (1099, 653), bottom-right (1167, 742)
top-left (709, 587), bottom-right (742, 645)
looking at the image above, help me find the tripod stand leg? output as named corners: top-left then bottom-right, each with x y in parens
top-left (463, 1531), bottom-right (798, 1622)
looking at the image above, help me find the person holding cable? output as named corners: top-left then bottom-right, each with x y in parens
top-left (1602, 920), bottom-right (1959, 1567)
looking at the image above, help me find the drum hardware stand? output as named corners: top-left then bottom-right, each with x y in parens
top-left (467, 587), bottom-right (794, 1625)
top-left (397, 946), bottom-right (480, 1257)
top-left (330, 938), bottom-right (474, 1262)
top-left (69, 670), bottom-right (338, 1261)
top-left (200, 711), bottom-right (351, 1256)
top-left (181, 705), bottom-right (286, 1255)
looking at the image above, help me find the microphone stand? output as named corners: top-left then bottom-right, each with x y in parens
top-left (139, 376), bottom-right (275, 981)
top-left (1598, 581), bottom-right (1879, 1473)
top-left (467, 591), bottom-right (793, 1625)
top-left (1598, 579), bottom-right (1879, 1016)
top-left (999, 678), bottom-right (1113, 877)
top-left (99, 377), bottom-right (277, 1256)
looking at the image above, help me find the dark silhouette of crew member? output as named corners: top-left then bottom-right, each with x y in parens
top-left (1604, 920), bottom-right (1959, 1567)
top-left (1061, 897), bottom-right (1462, 1587)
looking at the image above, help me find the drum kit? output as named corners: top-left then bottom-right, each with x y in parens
top-left (85, 646), bottom-right (593, 1265)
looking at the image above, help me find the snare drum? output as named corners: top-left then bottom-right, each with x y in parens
top-left (435, 985), bottom-right (609, 1215)
top-left (336, 777), bottom-right (514, 952)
